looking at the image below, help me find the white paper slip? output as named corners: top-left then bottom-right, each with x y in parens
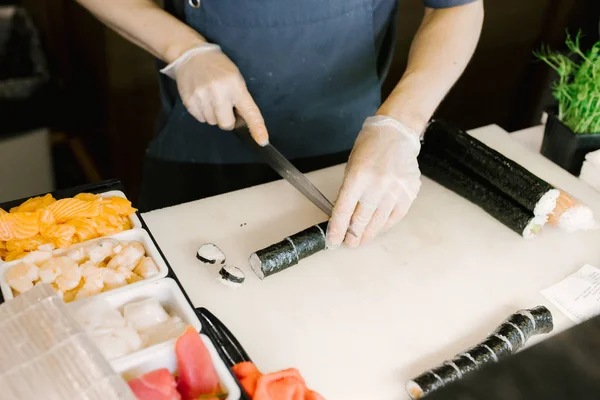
top-left (541, 264), bottom-right (600, 324)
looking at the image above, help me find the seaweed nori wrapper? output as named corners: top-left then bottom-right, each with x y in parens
top-left (289, 222), bottom-right (327, 259)
top-left (418, 149), bottom-right (536, 237)
top-left (466, 345), bottom-right (497, 365)
top-left (529, 305), bottom-right (554, 334)
top-left (451, 356), bottom-right (478, 375)
top-left (250, 222), bottom-right (328, 279)
top-left (424, 120), bottom-right (555, 212)
top-left (410, 372), bottom-right (444, 397)
top-left (481, 335), bottom-right (513, 359)
top-left (431, 363), bottom-right (461, 384)
top-left (494, 323), bottom-right (525, 351)
top-left (506, 313), bottom-right (535, 340)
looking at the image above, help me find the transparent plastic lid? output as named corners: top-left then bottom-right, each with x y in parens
top-left (0, 283), bottom-right (136, 400)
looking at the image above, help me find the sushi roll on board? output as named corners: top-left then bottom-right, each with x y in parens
top-left (423, 120), bottom-right (596, 232)
top-left (249, 222), bottom-right (328, 280)
top-left (406, 306), bottom-right (553, 399)
top-left (418, 149), bottom-right (545, 239)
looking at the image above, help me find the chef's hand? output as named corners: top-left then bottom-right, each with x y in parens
top-left (160, 43), bottom-right (269, 145)
top-left (326, 116), bottom-right (422, 248)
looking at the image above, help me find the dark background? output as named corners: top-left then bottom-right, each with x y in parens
top-left (7, 0), bottom-right (600, 200)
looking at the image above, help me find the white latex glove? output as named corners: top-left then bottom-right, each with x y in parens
top-left (160, 43), bottom-right (268, 145)
top-left (326, 116), bottom-right (422, 248)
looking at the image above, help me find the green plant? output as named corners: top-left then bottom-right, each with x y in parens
top-left (534, 31), bottom-right (600, 134)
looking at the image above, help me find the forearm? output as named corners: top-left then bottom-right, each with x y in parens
top-left (377, 1), bottom-right (484, 134)
top-left (75, 0), bottom-right (207, 63)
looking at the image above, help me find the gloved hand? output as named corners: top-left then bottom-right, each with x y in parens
top-left (326, 116), bottom-right (422, 248)
top-left (160, 43), bottom-right (269, 145)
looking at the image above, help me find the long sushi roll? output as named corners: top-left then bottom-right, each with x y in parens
top-left (423, 120), bottom-right (559, 218)
top-left (249, 222), bottom-right (328, 280)
top-left (406, 306), bottom-right (553, 399)
top-left (424, 120), bottom-right (596, 231)
top-left (418, 149), bottom-right (545, 239)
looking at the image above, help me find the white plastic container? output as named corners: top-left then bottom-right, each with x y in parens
top-left (0, 228), bottom-right (168, 302)
top-left (113, 334), bottom-right (242, 400)
top-left (69, 277), bottom-right (200, 360)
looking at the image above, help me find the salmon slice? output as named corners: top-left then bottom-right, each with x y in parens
top-left (74, 193), bottom-right (101, 202)
top-left (46, 198), bottom-right (101, 223)
top-left (38, 209), bottom-right (56, 236)
top-left (10, 194), bottom-right (56, 213)
top-left (548, 191), bottom-right (580, 226)
top-left (128, 368), bottom-right (181, 400)
top-left (0, 208), bottom-right (7, 215)
top-left (175, 327), bottom-right (221, 400)
top-left (66, 218), bottom-right (98, 242)
top-left (101, 196), bottom-right (137, 216)
top-left (5, 249), bottom-right (27, 262)
top-left (0, 212), bottom-right (40, 241)
top-left (6, 235), bottom-right (48, 252)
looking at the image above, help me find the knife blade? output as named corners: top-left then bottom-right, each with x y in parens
top-left (232, 122), bottom-right (356, 237)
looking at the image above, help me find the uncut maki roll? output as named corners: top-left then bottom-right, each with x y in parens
top-left (218, 265), bottom-right (245, 287)
top-left (197, 243), bottom-right (226, 265)
top-left (423, 120), bottom-right (559, 218)
top-left (249, 222), bottom-right (328, 280)
top-left (418, 149), bottom-right (545, 239)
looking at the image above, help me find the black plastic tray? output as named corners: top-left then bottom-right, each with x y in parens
top-left (0, 180), bottom-right (251, 399)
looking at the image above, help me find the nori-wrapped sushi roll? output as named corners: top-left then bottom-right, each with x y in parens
top-left (197, 243), bottom-right (226, 264)
top-left (423, 120), bottom-right (559, 218)
top-left (249, 222), bottom-right (327, 279)
top-left (406, 371), bottom-right (444, 399)
top-left (406, 306), bottom-right (554, 399)
top-left (494, 323), bottom-right (525, 351)
top-left (481, 335), bottom-right (512, 359)
top-left (505, 313), bottom-right (535, 341)
top-left (450, 356), bottom-right (478, 376)
top-left (218, 265), bottom-right (245, 287)
top-left (528, 305), bottom-right (554, 334)
top-left (418, 149), bottom-right (545, 238)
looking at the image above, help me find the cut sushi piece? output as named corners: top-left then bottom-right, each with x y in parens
top-left (175, 327), bottom-right (222, 399)
top-left (418, 149), bottom-right (544, 238)
top-left (424, 120), bottom-right (560, 218)
top-left (549, 191), bottom-right (597, 231)
top-left (218, 265), bottom-right (245, 287)
top-left (128, 368), bottom-right (181, 400)
top-left (406, 306), bottom-right (554, 399)
top-left (197, 243), bottom-right (226, 265)
top-left (249, 222), bottom-right (328, 280)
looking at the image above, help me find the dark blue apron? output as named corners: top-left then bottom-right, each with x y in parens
top-left (139, 0), bottom-right (398, 210)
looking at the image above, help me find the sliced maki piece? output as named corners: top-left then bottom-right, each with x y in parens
top-left (249, 222), bottom-right (328, 280)
top-left (406, 371), bottom-right (444, 399)
top-left (528, 305), bottom-right (554, 334)
top-left (197, 243), bottom-right (226, 265)
top-left (424, 120), bottom-right (560, 218)
top-left (218, 265), bottom-right (245, 287)
top-left (418, 149), bottom-right (545, 239)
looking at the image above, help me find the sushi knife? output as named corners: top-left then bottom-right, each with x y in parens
top-left (232, 120), bottom-right (357, 237)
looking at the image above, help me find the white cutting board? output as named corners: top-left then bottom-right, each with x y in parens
top-left (143, 124), bottom-right (600, 400)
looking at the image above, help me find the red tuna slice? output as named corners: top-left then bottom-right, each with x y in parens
top-left (128, 368), bottom-right (181, 400)
top-left (175, 326), bottom-right (222, 399)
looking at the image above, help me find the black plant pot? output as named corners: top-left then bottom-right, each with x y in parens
top-left (541, 113), bottom-right (600, 176)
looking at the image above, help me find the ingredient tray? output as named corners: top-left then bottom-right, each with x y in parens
top-left (0, 180), bottom-right (252, 400)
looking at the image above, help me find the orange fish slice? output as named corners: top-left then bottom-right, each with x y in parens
top-left (101, 197), bottom-right (137, 216)
top-left (66, 218), bottom-right (99, 242)
top-left (5, 249), bottom-right (27, 262)
top-left (46, 198), bottom-right (101, 224)
top-left (74, 193), bottom-right (101, 202)
top-left (10, 193), bottom-right (56, 213)
top-left (6, 235), bottom-right (48, 252)
top-left (0, 212), bottom-right (40, 241)
top-left (0, 208), bottom-right (7, 215)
